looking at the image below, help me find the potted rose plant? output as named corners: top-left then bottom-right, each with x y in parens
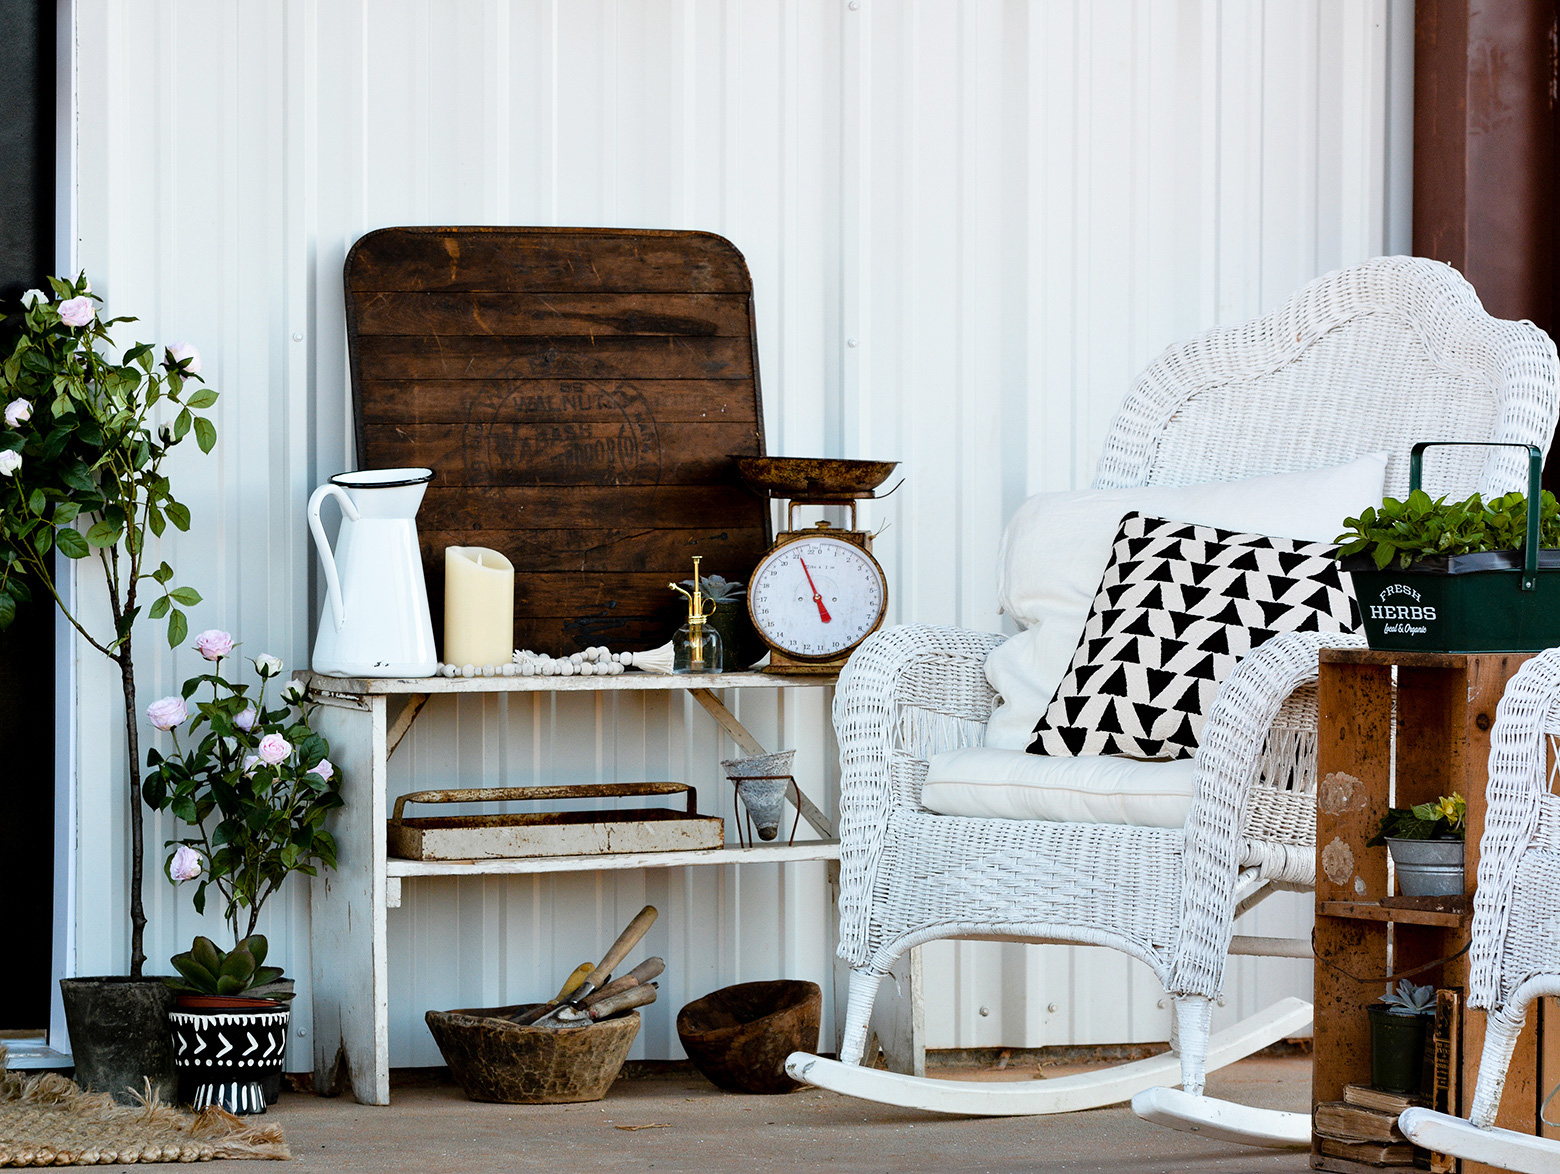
top-left (141, 634), bottom-right (341, 1113)
top-left (0, 276), bottom-right (216, 1101)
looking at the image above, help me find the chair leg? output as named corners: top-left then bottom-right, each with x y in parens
top-left (1173, 995), bottom-right (1213, 1097)
top-left (839, 967), bottom-right (885, 1067)
top-left (1469, 1006), bottom-right (1529, 1129)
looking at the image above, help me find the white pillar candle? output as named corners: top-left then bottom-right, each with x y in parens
top-left (443, 546), bottom-right (515, 668)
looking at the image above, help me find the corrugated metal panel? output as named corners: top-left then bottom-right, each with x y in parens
top-left (64, 0), bottom-right (1411, 1063)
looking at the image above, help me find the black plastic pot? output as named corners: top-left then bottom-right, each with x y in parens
top-left (1368, 1004), bottom-right (1431, 1094)
top-left (707, 600), bottom-right (764, 670)
top-left (59, 976), bottom-right (179, 1104)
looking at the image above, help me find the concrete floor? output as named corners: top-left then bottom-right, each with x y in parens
top-left (211, 1055), bottom-right (1313, 1174)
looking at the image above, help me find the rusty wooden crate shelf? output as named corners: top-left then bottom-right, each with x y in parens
top-left (1316, 901), bottom-right (1470, 928)
top-left (1313, 650), bottom-right (1558, 1174)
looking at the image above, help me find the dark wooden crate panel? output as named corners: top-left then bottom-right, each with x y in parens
top-left (346, 227), bottom-right (770, 656)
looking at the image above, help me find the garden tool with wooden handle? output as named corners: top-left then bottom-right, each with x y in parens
top-left (554, 957), bottom-right (664, 1022)
top-left (577, 982), bottom-right (658, 1022)
top-left (512, 905), bottom-right (658, 1027)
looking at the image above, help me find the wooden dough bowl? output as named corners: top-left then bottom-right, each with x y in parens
top-left (676, 980), bottom-right (821, 1094)
top-left (425, 1003), bottom-right (640, 1103)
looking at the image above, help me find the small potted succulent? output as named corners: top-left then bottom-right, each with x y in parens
top-left (679, 572), bottom-right (762, 669)
top-left (1367, 793), bottom-right (1466, 898)
top-left (141, 633), bottom-right (342, 1112)
top-left (1368, 980), bottom-right (1436, 1094)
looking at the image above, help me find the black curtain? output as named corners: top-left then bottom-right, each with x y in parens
top-left (0, 0), bottom-right (57, 1030)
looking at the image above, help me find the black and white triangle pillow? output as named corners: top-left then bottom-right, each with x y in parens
top-left (1027, 513), bottom-right (1358, 761)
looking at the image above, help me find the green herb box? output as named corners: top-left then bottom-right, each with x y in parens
top-left (1343, 549), bottom-right (1560, 652)
top-left (1342, 441), bottom-right (1559, 653)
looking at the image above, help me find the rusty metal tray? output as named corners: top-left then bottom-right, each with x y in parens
top-left (387, 782), bottom-right (724, 860)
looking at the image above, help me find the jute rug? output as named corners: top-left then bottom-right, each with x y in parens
top-left (0, 1046), bottom-right (290, 1165)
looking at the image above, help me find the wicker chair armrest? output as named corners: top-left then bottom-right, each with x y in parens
top-left (1167, 629), bottom-right (1367, 997)
top-left (834, 623), bottom-right (1007, 967)
top-left (1471, 646), bottom-right (1560, 1008)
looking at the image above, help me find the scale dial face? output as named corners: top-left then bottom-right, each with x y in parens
top-left (748, 533), bottom-right (888, 661)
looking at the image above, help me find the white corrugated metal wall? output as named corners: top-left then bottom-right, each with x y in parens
top-left (60, 0), bottom-right (1413, 1066)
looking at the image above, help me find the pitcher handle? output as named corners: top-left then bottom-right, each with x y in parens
top-left (308, 483), bottom-right (360, 632)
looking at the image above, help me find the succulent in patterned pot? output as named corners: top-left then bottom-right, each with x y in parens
top-left (165, 935), bottom-right (291, 1115)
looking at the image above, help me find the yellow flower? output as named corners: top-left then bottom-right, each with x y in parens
top-left (1437, 793), bottom-right (1466, 831)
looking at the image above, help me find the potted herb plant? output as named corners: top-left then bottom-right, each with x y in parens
top-left (0, 277), bottom-right (216, 1101)
top-left (1335, 442), bottom-right (1560, 652)
top-left (679, 572), bottom-right (763, 669)
top-left (142, 635), bottom-right (341, 1112)
top-left (1367, 793), bottom-right (1466, 898)
top-left (1368, 981), bottom-right (1436, 1094)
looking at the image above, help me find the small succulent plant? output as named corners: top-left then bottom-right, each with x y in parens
top-left (1378, 979), bottom-right (1435, 1016)
top-left (166, 934), bottom-right (292, 1001)
top-left (679, 574), bottom-right (746, 607)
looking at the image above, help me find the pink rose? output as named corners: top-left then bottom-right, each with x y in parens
top-left (257, 733), bottom-right (291, 765)
top-left (170, 845), bottom-right (202, 882)
top-left (233, 706), bottom-right (257, 732)
top-left (309, 758), bottom-right (334, 782)
top-left (166, 342), bottom-right (202, 376)
top-left (4, 399), bottom-right (31, 428)
top-left (57, 297), bottom-right (95, 327)
top-left (193, 629), bottom-right (234, 661)
top-left (146, 695), bottom-right (188, 730)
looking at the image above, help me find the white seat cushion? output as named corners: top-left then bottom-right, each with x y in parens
top-left (922, 746), bottom-right (1198, 829)
top-left (984, 454), bottom-right (1387, 750)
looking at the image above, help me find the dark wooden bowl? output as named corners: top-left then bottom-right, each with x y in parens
top-left (733, 457), bottom-right (899, 498)
top-left (425, 1003), bottom-right (640, 1104)
top-left (676, 980), bottom-right (821, 1094)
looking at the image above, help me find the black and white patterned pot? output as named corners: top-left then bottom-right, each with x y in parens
top-left (168, 1005), bottom-right (289, 1115)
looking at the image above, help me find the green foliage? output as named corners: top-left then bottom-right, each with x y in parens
top-left (0, 275), bottom-right (214, 654)
top-left (166, 934), bottom-right (292, 1000)
top-left (1366, 793), bottom-right (1466, 845)
top-left (1336, 489), bottom-right (1560, 571)
top-left (143, 653), bottom-right (342, 949)
top-left (1377, 979), bottom-right (1436, 1016)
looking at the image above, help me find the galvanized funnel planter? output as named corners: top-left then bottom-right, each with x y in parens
top-left (722, 751), bottom-right (798, 845)
top-left (1345, 442), bottom-right (1560, 653)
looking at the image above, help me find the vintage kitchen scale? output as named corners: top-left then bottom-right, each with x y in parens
top-left (735, 457), bottom-right (898, 674)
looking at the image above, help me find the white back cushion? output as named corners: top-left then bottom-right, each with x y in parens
top-left (985, 454), bottom-right (1387, 749)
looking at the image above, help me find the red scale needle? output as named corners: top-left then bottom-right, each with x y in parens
top-left (799, 558), bottom-right (832, 622)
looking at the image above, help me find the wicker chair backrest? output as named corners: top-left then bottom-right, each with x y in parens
top-left (1092, 256), bottom-right (1560, 501)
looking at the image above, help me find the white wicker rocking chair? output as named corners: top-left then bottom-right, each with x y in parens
top-left (1397, 648), bottom-right (1560, 1172)
top-left (785, 257), bottom-right (1560, 1123)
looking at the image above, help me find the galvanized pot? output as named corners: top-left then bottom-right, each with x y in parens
top-left (1387, 837), bottom-right (1465, 897)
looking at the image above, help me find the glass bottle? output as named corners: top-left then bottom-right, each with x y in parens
top-left (669, 556), bottom-right (724, 674)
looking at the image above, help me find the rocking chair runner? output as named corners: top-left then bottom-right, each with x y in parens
top-left (786, 256), bottom-right (1560, 1117)
top-left (1397, 648), bottom-right (1560, 1173)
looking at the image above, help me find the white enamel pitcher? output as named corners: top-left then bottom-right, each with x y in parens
top-left (308, 468), bottom-right (438, 678)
